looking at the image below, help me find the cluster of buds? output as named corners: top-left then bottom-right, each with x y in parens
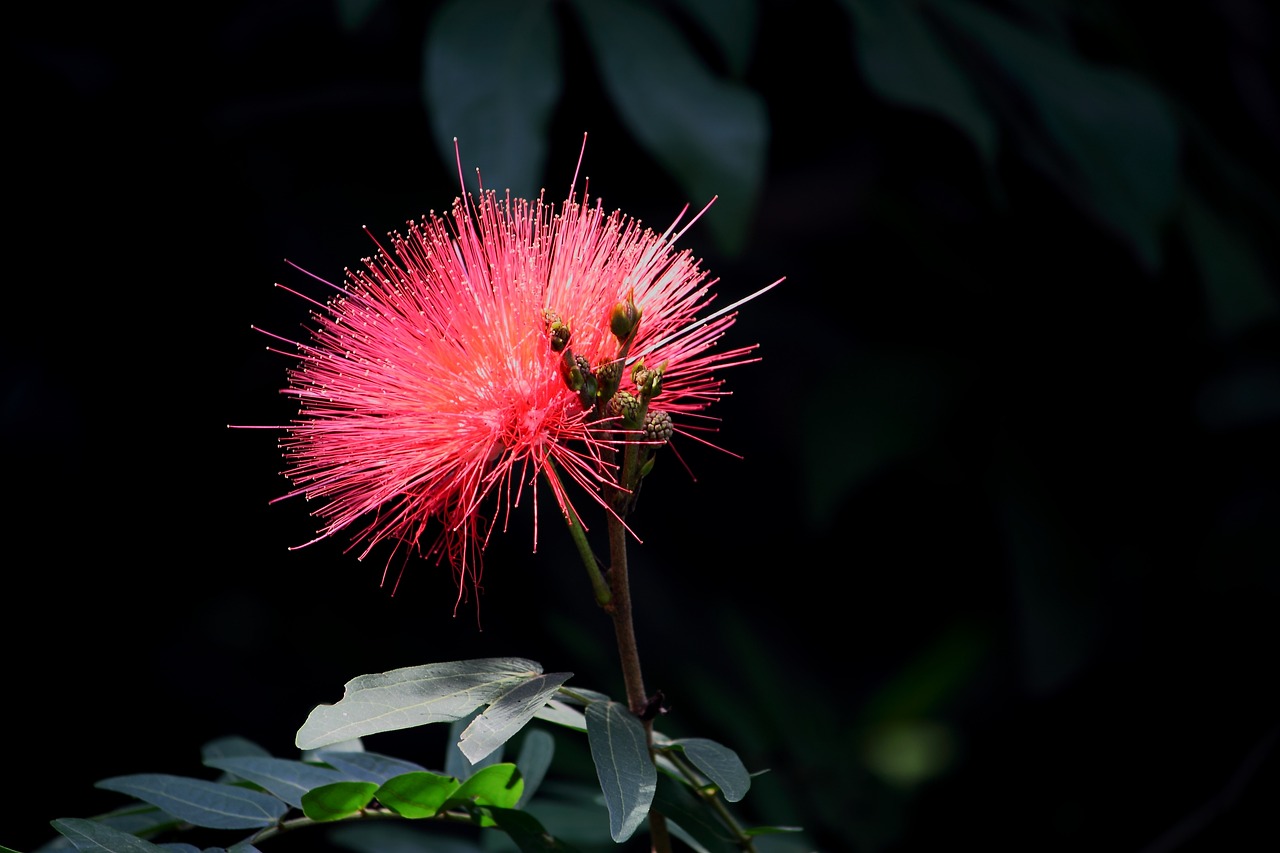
top-left (545, 294), bottom-right (675, 512)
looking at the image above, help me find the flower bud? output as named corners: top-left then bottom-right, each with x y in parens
top-left (643, 409), bottom-right (673, 443)
top-left (610, 296), bottom-right (641, 342)
top-left (609, 391), bottom-right (641, 425)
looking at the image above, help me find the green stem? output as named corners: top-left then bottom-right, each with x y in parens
top-left (543, 461), bottom-right (611, 606)
top-left (665, 750), bottom-right (760, 852)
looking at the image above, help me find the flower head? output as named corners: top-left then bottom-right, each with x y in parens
top-left (262, 142), bottom-right (780, 606)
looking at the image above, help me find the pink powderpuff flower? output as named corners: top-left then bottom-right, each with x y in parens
top-left (255, 141), bottom-right (781, 607)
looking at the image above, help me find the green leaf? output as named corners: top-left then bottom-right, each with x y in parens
top-left (94, 774), bottom-right (288, 830)
top-left (487, 807), bottom-right (580, 852)
top-left (313, 750), bottom-right (429, 784)
top-left (203, 756), bottom-right (347, 809)
top-left (459, 672), bottom-right (573, 764)
top-left (296, 657), bottom-right (545, 750)
top-left (515, 728), bottom-right (555, 806)
top-left (374, 771), bottom-right (459, 818)
top-left (49, 819), bottom-right (169, 852)
top-left (300, 780), bottom-right (380, 822)
top-left (424, 0), bottom-right (562, 198)
top-left (841, 0), bottom-right (997, 165)
top-left (935, 0), bottom-right (1179, 270)
top-left (585, 701), bottom-right (655, 842)
top-left (651, 774), bottom-right (737, 853)
top-left (668, 738), bottom-right (750, 802)
top-left (571, 0), bottom-right (767, 255)
top-left (1180, 190), bottom-right (1279, 339)
top-left (446, 763), bottom-right (524, 811)
top-left (669, 0), bottom-right (758, 77)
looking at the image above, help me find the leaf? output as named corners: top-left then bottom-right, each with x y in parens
top-left (571, 0), bottom-right (768, 255)
top-left (585, 701), bottom-right (655, 842)
top-left (296, 658), bottom-right (545, 750)
top-left (300, 780), bottom-right (380, 822)
top-left (424, 0), bottom-right (562, 198)
top-left (515, 728), bottom-right (555, 806)
top-left (1180, 190), bottom-right (1279, 340)
top-left (374, 771), bottom-right (459, 818)
top-left (669, 0), bottom-right (758, 77)
top-left (934, 0), bottom-right (1179, 271)
top-left (487, 807), bottom-right (579, 852)
top-left (651, 774), bottom-right (737, 853)
top-left (459, 672), bottom-right (573, 764)
top-left (203, 756), bottom-right (347, 809)
top-left (446, 710), bottom-right (501, 781)
top-left (668, 738), bottom-right (750, 802)
top-left (200, 737), bottom-right (271, 762)
top-left (313, 750), bottom-right (429, 784)
top-left (446, 763), bottom-right (524, 811)
top-left (49, 819), bottom-right (169, 853)
top-left (94, 775), bottom-right (287, 830)
top-left (534, 700), bottom-right (588, 732)
top-left (841, 0), bottom-right (997, 165)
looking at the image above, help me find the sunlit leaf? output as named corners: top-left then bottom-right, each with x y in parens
top-left (515, 728), bottom-right (555, 806)
top-left (446, 709), bottom-right (502, 781)
top-left (314, 750), bottom-right (429, 784)
top-left (296, 658), bottom-right (544, 750)
top-left (459, 672), bottom-right (573, 764)
top-left (300, 780), bottom-right (379, 822)
top-left (446, 763), bottom-right (524, 811)
top-left (534, 700), bottom-right (587, 732)
top-left (841, 0), bottom-right (997, 164)
top-left (585, 701), bottom-right (655, 842)
top-left (571, 0), bottom-right (767, 255)
top-left (94, 775), bottom-right (287, 830)
top-left (203, 756), bottom-right (347, 809)
top-left (374, 771), bottom-right (459, 818)
top-left (50, 819), bottom-right (168, 852)
top-left (668, 738), bottom-right (750, 802)
top-left (424, 0), bottom-right (562, 198)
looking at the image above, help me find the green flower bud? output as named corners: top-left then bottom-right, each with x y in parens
top-left (610, 296), bottom-right (642, 342)
top-left (643, 409), bottom-right (673, 443)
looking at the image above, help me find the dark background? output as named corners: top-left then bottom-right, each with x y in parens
top-left (5, 1), bottom-right (1279, 852)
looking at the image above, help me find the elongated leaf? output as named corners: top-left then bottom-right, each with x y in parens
top-left (487, 807), bottom-right (578, 852)
top-left (425, 0), bottom-right (562, 198)
top-left (447, 763), bottom-right (524, 810)
top-left (375, 771), bottom-right (459, 818)
top-left (459, 672), bottom-right (573, 764)
top-left (296, 658), bottom-right (544, 750)
top-left (585, 701), bottom-right (655, 842)
top-left (94, 775), bottom-right (287, 830)
top-left (670, 0), bottom-right (757, 77)
top-left (571, 0), bottom-right (767, 255)
top-left (669, 738), bottom-right (750, 802)
top-left (534, 699), bottom-right (587, 732)
top-left (515, 728), bottom-right (555, 806)
top-left (300, 780), bottom-right (380, 822)
top-left (652, 772), bottom-right (738, 853)
top-left (204, 756), bottom-right (346, 809)
top-left (841, 0), bottom-right (996, 164)
top-left (446, 710), bottom-right (501, 781)
top-left (201, 736), bottom-right (271, 762)
top-left (935, 0), bottom-right (1178, 270)
top-left (314, 750), bottom-right (428, 784)
top-left (50, 819), bottom-right (169, 852)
